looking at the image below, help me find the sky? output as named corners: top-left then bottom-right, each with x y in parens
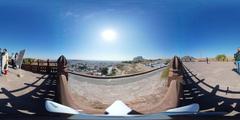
top-left (0, 0), bottom-right (240, 60)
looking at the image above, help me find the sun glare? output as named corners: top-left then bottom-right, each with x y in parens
top-left (101, 29), bottom-right (117, 42)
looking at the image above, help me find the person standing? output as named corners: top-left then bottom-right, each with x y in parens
top-left (234, 48), bottom-right (240, 73)
top-left (14, 52), bottom-right (18, 69)
top-left (0, 48), bottom-right (2, 75)
top-left (206, 57), bottom-right (209, 64)
top-left (1, 49), bottom-right (8, 75)
top-left (11, 53), bottom-right (15, 68)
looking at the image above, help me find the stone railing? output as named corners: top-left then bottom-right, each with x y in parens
top-left (69, 67), bottom-right (163, 79)
top-left (21, 60), bottom-right (58, 74)
top-left (57, 55), bottom-right (81, 109)
top-left (167, 56), bottom-right (183, 86)
top-left (157, 56), bottom-right (183, 110)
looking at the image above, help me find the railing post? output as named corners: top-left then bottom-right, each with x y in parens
top-left (57, 55), bottom-right (68, 80)
top-left (30, 61), bottom-right (32, 71)
top-left (47, 59), bottom-right (50, 74)
top-left (37, 59), bottom-right (40, 72)
top-left (174, 56), bottom-right (178, 70)
top-left (167, 56), bottom-right (184, 86)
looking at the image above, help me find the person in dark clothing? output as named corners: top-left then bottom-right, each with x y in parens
top-left (11, 53), bottom-right (15, 68)
top-left (14, 53), bottom-right (18, 69)
top-left (0, 48), bottom-right (2, 75)
top-left (206, 57), bottom-right (209, 64)
top-left (234, 48), bottom-right (240, 73)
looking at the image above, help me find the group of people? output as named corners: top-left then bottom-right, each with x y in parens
top-left (0, 48), bottom-right (19, 75)
top-left (0, 48), bottom-right (9, 75)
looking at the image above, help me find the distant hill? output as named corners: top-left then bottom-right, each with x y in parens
top-left (181, 56), bottom-right (196, 62)
top-left (68, 60), bottom-right (121, 65)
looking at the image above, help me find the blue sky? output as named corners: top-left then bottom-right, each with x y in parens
top-left (0, 0), bottom-right (240, 60)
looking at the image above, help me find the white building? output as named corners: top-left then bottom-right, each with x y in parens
top-left (133, 56), bottom-right (144, 62)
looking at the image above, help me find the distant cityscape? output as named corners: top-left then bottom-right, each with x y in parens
top-left (68, 56), bottom-right (169, 76)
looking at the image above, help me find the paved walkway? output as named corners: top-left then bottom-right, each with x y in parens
top-left (184, 62), bottom-right (240, 98)
top-left (68, 68), bottom-right (168, 114)
top-left (0, 68), bottom-right (57, 115)
top-left (181, 62), bottom-right (240, 116)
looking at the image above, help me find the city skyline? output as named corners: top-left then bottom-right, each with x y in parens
top-left (0, 0), bottom-right (240, 60)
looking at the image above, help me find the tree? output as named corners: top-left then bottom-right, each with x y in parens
top-left (100, 67), bottom-right (108, 76)
top-left (109, 68), bottom-right (117, 76)
top-left (216, 54), bottom-right (226, 61)
top-left (23, 58), bottom-right (35, 64)
top-left (78, 65), bottom-right (87, 70)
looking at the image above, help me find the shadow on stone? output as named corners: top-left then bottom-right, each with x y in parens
top-left (180, 65), bottom-right (240, 116)
top-left (0, 74), bottom-right (60, 116)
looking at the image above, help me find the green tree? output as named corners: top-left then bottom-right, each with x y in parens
top-left (100, 67), bottom-right (108, 76)
top-left (78, 65), bottom-right (87, 70)
top-left (109, 68), bottom-right (117, 76)
top-left (216, 54), bottom-right (226, 61)
top-left (23, 58), bottom-right (35, 64)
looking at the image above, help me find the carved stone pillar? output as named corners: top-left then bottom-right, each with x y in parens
top-left (57, 55), bottom-right (68, 80)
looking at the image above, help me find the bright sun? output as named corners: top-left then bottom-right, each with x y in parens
top-left (101, 29), bottom-right (117, 42)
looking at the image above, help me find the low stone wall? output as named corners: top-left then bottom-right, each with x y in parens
top-left (157, 80), bottom-right (181, 111)
top-left (69, 67), bottom-right (163, 79)
top-left (58, 75), bottom-right (81, 109)
top-left (157, 56), bottom-right (183, 110)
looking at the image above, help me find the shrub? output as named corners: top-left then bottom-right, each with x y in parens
top-left (215, 54), bottom-right (226, 61)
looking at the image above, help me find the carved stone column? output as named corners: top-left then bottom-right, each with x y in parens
top-left (57, 55), bottom-right (68, 80)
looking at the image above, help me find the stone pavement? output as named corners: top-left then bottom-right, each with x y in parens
top-left (184, 62), bottom-right (240, 98)
top-left (181, 62), bottom-right (240, 116)
top-left (68, 68), bottom-right (168, 114)
top-left (0, 68), bottom-right (58, 115)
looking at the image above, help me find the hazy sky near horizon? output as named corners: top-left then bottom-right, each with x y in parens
top-left (0, 0), bottom-right (240, 60)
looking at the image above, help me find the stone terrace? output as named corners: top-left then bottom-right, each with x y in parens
top-left (0, 68), bottom-right (58, 115)
top-left (181, 62), bottom-right (240, 116)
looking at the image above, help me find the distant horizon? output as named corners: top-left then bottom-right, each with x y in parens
top-left (24, 55), bottom-right (169, 61)
top-left (22, 53), bottom-right (235, 61)
top-left (68, 57), bottom-right (166, 61)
